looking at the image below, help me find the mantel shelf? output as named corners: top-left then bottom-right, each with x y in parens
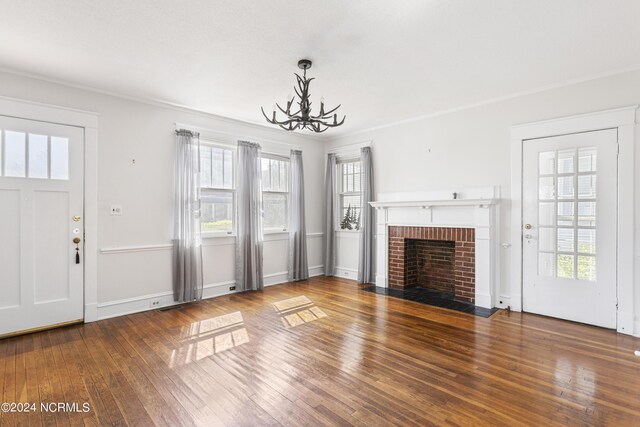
top-left (369, 199), bottom-right (499, 209)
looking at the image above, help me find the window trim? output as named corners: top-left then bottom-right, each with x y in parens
top-left (336, 157), bottom-right (362, 232)
top-left (261, 152), bottom-right (290, 233)
top-left (200, 141), bottom-right (237, 237)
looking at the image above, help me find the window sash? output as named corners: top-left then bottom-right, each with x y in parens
top-left (200, 188), bottom-right (235, 235)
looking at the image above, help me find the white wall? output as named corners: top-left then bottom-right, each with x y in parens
top-left (327, 69), bottom-right (640, 331)
top-left (0, 71), bottom-right (326, 318)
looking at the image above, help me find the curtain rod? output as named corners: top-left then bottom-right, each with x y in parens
top-left (327, 140), bottom-right (372, 155)
top-left (174, 122), bottom-right (302, 150)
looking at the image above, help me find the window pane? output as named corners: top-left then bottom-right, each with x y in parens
top-left (353, 168), bottom-right (361, 192)
top-left (212, 148), bottom-right (224, 188)
top-left (578, 175), bottom-right (596, 199)
top-left (538, 202), bottom-right (555, 226)
top-left (5, 130), bottom-right (26, 177)
top-left (201, 191), bottom-right (233, 232)
top-left (50, 137), bottom-right (69, 180)
top-left (557, 254), bottom-right (574, 279)
top-left (577, 256), bottom-right (596, 281)
top-left (263, 193), bottom-right (287, 230)
top-left (539, 151), bottom-right (555, 175)
top-left (557, 228), bottom-right (574, 252)
top-left (557, 149), bottom-right (575, 174)
top-left (29, 133), bottom-right (48, 179)
top-left (539, 227), bottom-right (555, 252)
top-left (223, 149), bottom-right (233, 189)
top-left (262, 158), bottom-right (271, 191)
top-left (577, 229), bottom-right (596, 254)
top-left (539, 252), bottom-right (555, 277)
top-left (557, 202), bottom-right (574, 226)
top-left (200, 145), bottom-right (212, 188)
top-left (340, 194), bottom-right (361, 230)
top-left (539, 177), bottom-right (555, 200)
top-left (577, 202), bottom-right (596, 227)
top-left (578, 147), bottom-right (596, 172)
top-left (557, 176), bottom-right (574, 199)
top-left (271, 160), bottom-right (280, 191)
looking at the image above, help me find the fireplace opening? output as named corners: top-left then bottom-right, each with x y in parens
top-left (405, 239), bottom-right (456, 297)
top-left (387, 226), bottom-right (476, 304)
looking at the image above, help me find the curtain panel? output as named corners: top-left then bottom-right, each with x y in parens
top-left (358, 146), bottom-right (375, 284)
top-left (324, 153), bottom-right (337, 276)
top-left (288, 150), bottom-right (309, 281)
top-left (235, 140), bottom-right (264, 291)
top-left (172, 129), bottom-right (203, 302)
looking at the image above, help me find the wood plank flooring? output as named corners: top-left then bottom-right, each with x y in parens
top-left (1, 276), bottom-right (639, 426)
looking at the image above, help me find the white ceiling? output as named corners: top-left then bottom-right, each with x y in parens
top-left (1, 1), bottom-right (640, 137)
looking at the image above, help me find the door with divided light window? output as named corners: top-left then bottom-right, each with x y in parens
top-left (522, 129), bottom-right (617, 328)
top-left (0, 116), bottom-right (84, 336)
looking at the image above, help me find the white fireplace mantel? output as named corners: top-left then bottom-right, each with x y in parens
top-left (370, 186), bottom-right (500, 309)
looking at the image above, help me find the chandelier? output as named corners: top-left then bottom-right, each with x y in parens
top-left (262, 59), bottom-right (346, 133)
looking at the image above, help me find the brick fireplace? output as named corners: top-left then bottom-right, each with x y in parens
top-left (388, 226), bottom-right (476, 303)
top-left (370, 187), bottom-right (499, 308)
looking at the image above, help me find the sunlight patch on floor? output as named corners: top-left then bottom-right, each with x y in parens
top-left (169, 311), bottom-right (250, 367)
top-left (273, 295), bottom-right (328, 328)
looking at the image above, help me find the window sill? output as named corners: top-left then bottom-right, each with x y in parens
top-left (264, 229), bottom-right (288, 235)
top-left (202, 232), bottom-right (235, 239)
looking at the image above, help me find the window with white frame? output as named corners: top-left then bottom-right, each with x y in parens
top-left (200, 144), bottom-right (234, 234)
top-left (261, 155), bottom-right (289, 231)
top-left (338, 159), bottom-right (361, 230)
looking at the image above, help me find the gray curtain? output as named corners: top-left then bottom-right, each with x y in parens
top-left (288, 150), bottom-right (309, 281)
top-left (358, 146), bottom-right (375, 284)
top-left (235, 140), bottom-right (264, 291)
top-left (172, 129), bottom-right (203, 302)
top-left (324, 153), bottom-right (337, 276)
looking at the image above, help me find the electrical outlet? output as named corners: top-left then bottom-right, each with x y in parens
top-left (229, 286), bottom-right (236, 291)
top-left (110, 205), bottom-right (123, 216)
top-left (149, 299), bottom-right (161, 308)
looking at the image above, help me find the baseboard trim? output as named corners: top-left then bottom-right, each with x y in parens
top-left (94, 265), bottom-right (325, 321)
top-left (335, 266), bottom-right (358, 281)
top-left (633, 320), bottom-right (640, 338)
top-left (496, 295), bottom-right (511, 309)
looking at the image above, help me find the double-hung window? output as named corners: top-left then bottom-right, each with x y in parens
top-left (261, 155), bottom-right (289, 232)
top-left (200, 144), bottom-right (234, 234)
top-left (338, 159), bottom-right (361, 230)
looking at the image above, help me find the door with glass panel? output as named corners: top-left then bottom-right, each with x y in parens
top-left (522, 129), bottom-right (617, 328)
top-left (0, 115), bottom-right (84, 336)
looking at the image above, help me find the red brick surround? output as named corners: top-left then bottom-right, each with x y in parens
top-left (388, 226), bottom-right (476, 303)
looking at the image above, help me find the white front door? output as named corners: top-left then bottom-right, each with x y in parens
top-left (522, 129), bottom-right (617, 328)
top-left (0, 116), bottom-right (84, 336)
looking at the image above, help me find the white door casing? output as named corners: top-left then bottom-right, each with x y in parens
top-left (510, 106), bottom-right (637, 336)
top-left (0, 115), bottom-right (84, 335)
top-left (522, 129), bottom-right (617, 328)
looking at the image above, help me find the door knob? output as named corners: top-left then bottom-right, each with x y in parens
top-left (73, 237), bottom-right (81, 264)
top-left (525, 224), bottom-right (533, 230)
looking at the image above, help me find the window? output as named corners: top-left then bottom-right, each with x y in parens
top-left (200, 144), bottom-right (234, 234)
top-left (338, 159), bottom-right (361, 230)
top-left (261, 156), bottom-right (289, 231)
top-left (537, 147), bottom-right (597, 281)
top-left (0, 130), bottom-right (69, 180)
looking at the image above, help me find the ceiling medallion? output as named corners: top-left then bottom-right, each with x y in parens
top-left (262, 59), bottom-right (346, 133)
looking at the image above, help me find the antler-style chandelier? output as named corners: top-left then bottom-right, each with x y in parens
top-left (262, 59), bottom-right (346, 133)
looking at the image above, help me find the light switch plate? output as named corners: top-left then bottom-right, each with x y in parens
top-left (110, 205), bottom-right (123, 216)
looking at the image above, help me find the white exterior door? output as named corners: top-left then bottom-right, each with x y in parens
top-left (522, 129), bottom-right (617, 328)
top-left (0, 116), bottom-right (84, 336)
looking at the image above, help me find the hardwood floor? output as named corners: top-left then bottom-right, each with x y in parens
top-left (1, 276), bottom-right (639, 426)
